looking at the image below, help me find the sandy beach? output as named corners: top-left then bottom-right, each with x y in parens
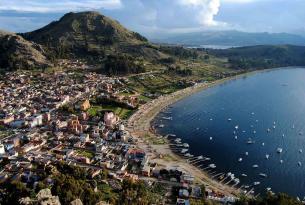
top-left (126, 74), bottom-right (253, 196)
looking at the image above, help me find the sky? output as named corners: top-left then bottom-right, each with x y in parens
top-left (0, 0), bottom-right (304, 38)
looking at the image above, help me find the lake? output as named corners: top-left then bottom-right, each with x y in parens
top-left (154, 67), bottom-right (305, 197)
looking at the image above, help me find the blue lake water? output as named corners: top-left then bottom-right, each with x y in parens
top-left (154, 67), bottom-right (305, 197)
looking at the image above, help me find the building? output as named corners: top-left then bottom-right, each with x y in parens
top-left (0, 143), bottom-right (5, 155)
top-left (104, 112), bottom-right (118, 127)
top-left (80, 99), bottom-right (91, 111)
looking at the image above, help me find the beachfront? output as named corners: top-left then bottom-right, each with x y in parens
top-left (126, 78), bottom-right (244, 197)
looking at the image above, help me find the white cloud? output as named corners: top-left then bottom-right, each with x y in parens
top-left (178, 0), bottom-right (225, 26)
top-left (0, 0), bottom-right (122, 13)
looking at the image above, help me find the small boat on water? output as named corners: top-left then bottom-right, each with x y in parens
top-left (253, 181), bottom-right (261, 186)
top-left (209, 137), bottom-right (213, 141)
top-left (247, 139), bottom-right (255, 144)
top-left (245, 152), bottom-right (249, 156)
top-left (235, 125), bottom-right (239, 130)
top-left (234, 136), bottom-right (238, 140)
top-left (251, 112), bottom-right (255, 115)
top-left (259, 173), bottom-right (268, 178)
top-left (241, 174), bottom-right (247, 177)
top-left (252, 164), bottom-right (259, 168)
top-left (292, 124), bottom-right (295, 129)
top-left (168, 134), bottom-right (176, 137)
top-left (209, 164), bottom-right (216, 169)
top-left (238, 158), bottom-right (243, 162)
top-left (262, 142), bottom-right (265, 146)
top-left (183, 143), bottom-right (189, 148)
top-left (299, 149), bottom-right (303, 153)
top-left (161, 116), bottom-right (172, 120)
top-left (298, 161), bottom-right (302, 166)
top-left (280, 160), bottom-right (284, 164)
top-left (175, 138), bottom-right (182, 144)
top-left (181, 149), bottom-right (188, 154)
top-left (158, 124), bottom-right (165, 128)
top-left (267, 128), bottom-right (271, 132)
top-left (277, 148), bottom-right (283, 153)
top-left (228, 118), bottom-right (232, 122)
top-left (266, 187), bottom-right (272, 191)
top-left (253, 130), bottom-right (256, 134)
top-left (273, 125), bottom-right (276, 129)
top-left (265, 154), bottom-right (270, 159)
top-left (185, 153), bottom-right (194, 158)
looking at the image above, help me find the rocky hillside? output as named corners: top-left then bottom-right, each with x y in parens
top-left (22, 11), bottom-right (166, 61)
top-left (0, 33), bottom-right (50, 70)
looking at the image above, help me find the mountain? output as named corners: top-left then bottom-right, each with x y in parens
top-left (209, 45), bottom-right (305, 70)
top-left (22, 11), bottom-right (166, 61)
top-left (156, 30), bottom-right (305, 47)
top-left (0, 33), bottom-right (50, 70)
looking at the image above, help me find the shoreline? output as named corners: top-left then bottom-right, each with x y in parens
top-left (126, 70), bottom-right (268, 196)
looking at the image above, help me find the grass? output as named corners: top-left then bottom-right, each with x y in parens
top-left (143, 134), bottom-right (167, 145)
top-left (88, 105), bottom-right (134, 119)
top-left (76, 150), bottom-right (95, 158)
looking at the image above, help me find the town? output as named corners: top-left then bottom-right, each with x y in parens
top-left (0, 61), bottom-right (237, 205)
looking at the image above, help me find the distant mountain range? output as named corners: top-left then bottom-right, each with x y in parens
top-left (155, 30), bottom-right (305, 47)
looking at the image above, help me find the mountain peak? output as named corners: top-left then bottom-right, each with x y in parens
top-left (22, 11), bottom-right (148, 58)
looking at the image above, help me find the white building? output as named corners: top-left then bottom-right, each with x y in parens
top-left (0, 143), bottom-right (5, 155)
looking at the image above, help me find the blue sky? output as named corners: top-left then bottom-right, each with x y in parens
top-left (0, 0), bottom-right (304, 38)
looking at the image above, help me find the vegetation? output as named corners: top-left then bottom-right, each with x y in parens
top-left (209, 45), bottom-right (305, 70)
top-left (234, 193), bottom-right (303, 205)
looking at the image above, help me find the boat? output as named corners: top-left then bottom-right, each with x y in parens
top-left (267, 128), bottom-right (271, 132)
top-left (161, 116), bottom-right (172, 120)
top-left (266, 187), bottom-right (272, 191)
top-left (251, 112), bottom-right (255, 115)
top-left (253, 181), bottom-right (261, 186)
top-left (298, 161), bottom-right (302, 166)
top-left (292, 124), bottom-right (295, 129)
top-left (277, 148), bottom-right (283, 153)
top-left (241, 174), bottom-right (248, 177)
top-left (158, 124), bottom-right (165, 128)
top-left (182, 143), bottom-right (189, 148)
top-left (299, 149), bottom-right (303, 153)
top-left (228, 118), bottom-right (232, 121)
top-left (259, 173), bottom-right (268, 178)
top-left (252, 164), bottom-right (259, 168)
top-left (265, 154), bottom-right (270, 159)
top-left (209, 164), bottom-right (216, 169)
top-left (238, 158), bottom-right (243, 162)
top-left (262, 142), bottom-right (265, 146)
top-left (209, 137), bottom-right (213, 141)
top-left (280, 160), bottom-right (283, 164)
top-left (181, 149), bottom-right (188, 154)
top-left (234, 136), bottom-right (238, 140)
top-left (247, 139), bottom-right (255, 144)
top-left (184, 153), bottom-right (194, 158)
top-left (168, 134), bottom-right (176, 137)
top-left (273, 125), bottom-right (276, 129)
top-left (210, 118), bottom-right (213, 121)
top-left (235, 125), bottom-right (239, 130)
top-left (253, 130), bottom-right (256, 134)
top-left (245, 152), bottom-right (249, 156)
top-left (174, 138), bottom-right (182, 144)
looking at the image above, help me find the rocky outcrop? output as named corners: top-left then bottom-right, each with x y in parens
top-left (19, 189), bottom-right (61, 205)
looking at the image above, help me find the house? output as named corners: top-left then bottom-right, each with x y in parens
top-left (0, 143), bottom-right (5, 155)
top-left (104, 112), bottom-right (118, 127)
top-left (80, 99), bottom-right (91, 111)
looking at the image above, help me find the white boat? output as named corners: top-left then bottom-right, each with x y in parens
top-left (280, 160), bottom-right (283, 164)
top-left (267, 128), bottom-right (271, 132)
top-left (251, 112), bottom-right (255, 115)
top-left (252, 164), bottom-right (259, 168)
top-left (241, 174), bottom-right (247, 177)
top-left (168, 134), bottom-right (176, 137)
top-left (210, 118), bottom-right (213, 121)
top-left (209, 137), bottom-right (213, 141)
top-left (259, 173), bottom-right (268, 178)
top-left (158, 124), bottom-right (165, 128)
top-left (273, 125), bottom-right (276, 129)
top-left (277, 148), bottom-right (283, 153)
top-left (265, 154), bottom-right (270, 159)
top-left (298, 161), bottom-right (302, 166)
top-left (266, 187), bottom-right (272, 191)
top-left (183, 143), bottom-right (189, 148)
top-left (175, 138), bottom-right (182, 143)
top-left (292, 124), bottom-right (295, 129)
top-left (184, 153), bottom-right (194, 158)
top-left (181, 149), bottom-right (188, 154)
top-left (299, 149), bottom-right (303, 153)
top-left (161, 116), bottom-right (172, 120)
top-left (253, 130), bottom-right (256, 134)
top-left (253, 181), bottom-right (260, 186)
top-left (235, 125), bottom-right (239, 130)
top-left (245, 152), bottom-right (249, 156)
top-left (234, 136), bottom-right (238, 140)
top-left (262, 142), bottom-right (265, 146)
top-left (247, 139), bottom-right (255, 144)
top-left (238, 158), bottom-right (243, 162)
top-left (209, 164), bottom-right (216, 169)
top-left (228, 118), bottom-right (232, 121)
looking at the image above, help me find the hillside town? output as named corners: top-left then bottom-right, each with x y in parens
top-left (0, 65), bottom-right (237, 205)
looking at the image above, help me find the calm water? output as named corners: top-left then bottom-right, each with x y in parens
top-left (154, 67), bottom-right (305, 197)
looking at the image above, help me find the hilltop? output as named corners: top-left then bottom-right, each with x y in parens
top-left (22, 11), bottom-right (167, 63)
